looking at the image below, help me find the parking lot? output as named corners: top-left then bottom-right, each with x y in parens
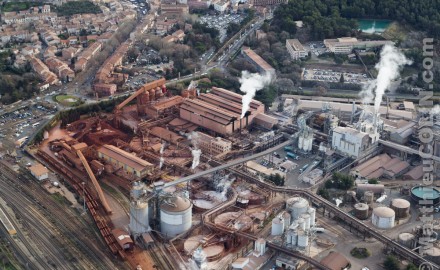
top-left (303, 68), bottom-right (372, 84)
top-left (198, 14), bottom-right (245, 42)
top-left (127, 0), bottom-right (149, 15)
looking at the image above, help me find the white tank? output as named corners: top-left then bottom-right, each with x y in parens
top-left (282, 212), bottom-right (291, 228)
top-left (308, 137), bottom-right (314, 151)
top-left (297, 218), bottom-right (305, 231)
top-left (271, 217), bottom-right (285, 236)
top-left (254, 238), bottom-right (266, 256)
top-left (372, 207), bottom-right (395, 229)
top-left (160, 196), bottom-right (192, 239)
top-left (307, 208), bottom-right (316, 226)
top-left (301, 213), bottom-right (311, 230)
top-left (297, 230), bottom-right (309, 248)
top-left (286, 197), bottom-right (309, 220)
top-left (424, 247), bottom-right (440, 265)
top-left (398, 233), bottom-right (416, 248)
top-left (129, 200), bottom-right (150, 235)
top-left (286, 229), bottom-right (298, 246)
top-left (298, 136), bottom-right (304, 150)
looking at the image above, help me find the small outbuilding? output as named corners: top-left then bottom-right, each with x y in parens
top-left (29, 163), bottom-right (49, 181)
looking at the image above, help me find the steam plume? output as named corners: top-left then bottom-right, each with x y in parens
top-left (191, 149), bottom-right (202, 169)
top-left (239, 71), bottom-right (272, 118)
top-left (159, 157), bottom-right (164, 169)
top-left (359, 45), bottom-right (412, 112)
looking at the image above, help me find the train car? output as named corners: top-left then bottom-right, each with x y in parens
top-left (0, 207), bottom-right (17, 236)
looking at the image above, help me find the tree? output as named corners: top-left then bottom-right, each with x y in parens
top-left (384, 256), bottom-right (400, 270)
top-left (339, 74), bottom-right (345, 83)
top-left (406, 264), bottom-right (418, 270)
top-left (368, 178), bottom-right (379, 184)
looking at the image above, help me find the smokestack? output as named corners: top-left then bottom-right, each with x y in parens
top-left (245, 111), bottom-right (251, 127)
top-left (240, 118), bottom-right (242, 133)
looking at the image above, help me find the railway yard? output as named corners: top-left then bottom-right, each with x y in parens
top-left (0, 75), bottom-right (438, 270)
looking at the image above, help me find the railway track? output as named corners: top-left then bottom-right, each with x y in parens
top-left (0, 161), bottom-right (118, 269)
top-left (147, 242), bottom-right (175, 270)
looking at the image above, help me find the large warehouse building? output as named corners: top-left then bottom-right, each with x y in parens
top-left (98, 144), bottom-right (153, 178)
top-left (179, 87), bottom-right (275, 135)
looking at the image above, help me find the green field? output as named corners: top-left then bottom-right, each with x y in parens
top-left (55, 95), bottom-right (82, 106)
top-left (2, 2), bottom-right (44, 12)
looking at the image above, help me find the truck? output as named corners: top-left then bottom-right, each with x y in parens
top-left (299, 164), bottom-right (309, 173)
top-left (284, 146), bottom-right (294, 152)
top-left (311, 227), bottom-right (325, 233)
top-left (286, 152), bottom-right (299, 160)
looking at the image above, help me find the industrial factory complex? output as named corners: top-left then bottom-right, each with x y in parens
top-left (5, 72), bottom-right (440, 270)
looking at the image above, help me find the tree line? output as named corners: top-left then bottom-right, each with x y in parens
top-left (273, 0), bottom-right (440, 39)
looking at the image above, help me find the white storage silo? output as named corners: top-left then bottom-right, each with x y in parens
top-left (307, 208), bottom-right (316, 226)
top-left (301, 213), bottom-right (311, 230)
top-left (129, 200), bottom-right (150, 235)
top-left (297, 218), bottom-right (305, 231)
top-left (271, 217), bottom-right (285, 236)
top-left (160, 196), bottom-right (192, 239)
top-left (372, 207), bottom-right (395, 229)
top-left (286, 229), bottom-right (298, 246)
top-left (286, 197), bottom-right (309, 220)
top-left (297, 230), bottom-right (308, 248)
top-left (254, 238), bottom-right (266, 256)
top-left (298, 136), bottom-right (304, 150)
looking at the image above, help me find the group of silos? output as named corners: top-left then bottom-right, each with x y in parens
top-left (271, 197), bottom-right (316, 249)
top-left (129, 181), bottom-right (193, 239)
top-left (352, 187), bottom-right (410, 230)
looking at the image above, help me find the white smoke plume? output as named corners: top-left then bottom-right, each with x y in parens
top-left (159, 157), bottom-right (164, 169)
top-left (191, 149), bottom-right (202, 169)
top-left (217, 175), bottom-right (236, 201)
top-left (188, 80), bottom-right (198, 91)
top-left (239, 71), bottom-right (273, 119)
top-left (359, 45), bottom-right (412, 112)
top-left (187, 131), bottom-right (199, 149)
top-left (160, 142), bottom-right (166, 154)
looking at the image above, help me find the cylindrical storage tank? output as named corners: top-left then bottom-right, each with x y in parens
top-left (286, 229), bottom-right (298, 246)
top-left (390, 198), bottom-right (410, 219)
top-left (297, 230), bottom-right (308, 248)
top-left (307, 208), bottom-right (316, 226)
top-left (160, 196), bottom-right (192, 239)
top-left (298, 136), bottom-right (304, 150)
top-left (286, 197), bottom-right (309, 220)
top-left (364, 191), bottom-right (374, 204)
top-left (149, 89), bottom-right (156, 101)
top-left (424, 247), bottom-right (440, 265)
top-left (398, 233), bottom-right (416, 249)
top-left (354, 203), bottom-right (369, 220)
top-left (411, 187), bottom-right (440, 205)
top-left (301, 213), bottom-right (311, 230)
top-left (297, 218), bottom-right (305, 231)
top-left (271, 217), bottom-right (285, 236)
top-left (282, 212), bottom-right (291, 228)
top-left (308, 137), bottom-right (314, 151)
top-left (372, 207), bottom-right (395, 229)
top-left (129, 200), bottom-right (149, 235)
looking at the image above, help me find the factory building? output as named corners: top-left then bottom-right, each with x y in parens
top-left (332, 126), bottom-right (370, 158)
top-left (318, 252), bottom-right (350, 270)
top-left (98, 144), bottom-right (153, 178)
top-left (29, 163), bottom-right (49, 181)
top-left (323, 37), bottom-right (394, 54)
top-left (241, 47), bottom-right (276, 77)
top-left (351, 153), bottom-right (410, 179)
top-left (180, 87), bottom-right (270, 135)
top-left (286, 39), bottom-right (307, 61)
top-left (197, 132), bottom-right (232, 157)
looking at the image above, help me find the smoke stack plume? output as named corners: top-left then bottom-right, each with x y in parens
top-left (359, 45), bottom-right (412, 112)
top-left (239, 71), bottom-right (272, 119)
top-left (191, 149), bottom-right (202, 169)
top-left (159, 157), bottom-right (164, 169)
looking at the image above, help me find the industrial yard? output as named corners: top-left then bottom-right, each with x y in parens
top-left (0, 69), bottom-right (430, 270)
